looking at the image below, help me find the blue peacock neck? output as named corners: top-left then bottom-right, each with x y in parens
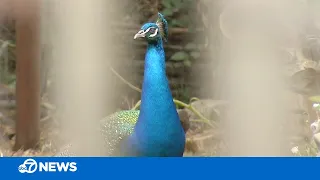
top-left (128, 36), bottom-right (185, 156)
top-left (144, 39), bottom-right (166, 75)
top-left (135, 38), bottom-right (179, 132)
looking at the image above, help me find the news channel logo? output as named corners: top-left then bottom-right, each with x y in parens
top-left (18, 158), bottom-right (77, 173)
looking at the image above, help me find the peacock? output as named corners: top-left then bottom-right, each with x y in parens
top-left (55, 13), bottom-right (187, 157)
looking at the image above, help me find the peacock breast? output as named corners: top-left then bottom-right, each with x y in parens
top-left (132, 111), bottom-right (186, 156)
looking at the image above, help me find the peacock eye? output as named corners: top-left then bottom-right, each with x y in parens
top-left (149, 28), bottom-right (156, 34)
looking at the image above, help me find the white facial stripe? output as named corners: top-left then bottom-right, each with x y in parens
top-left (149, 28), bottom-right (158, 37)
top-left (144, 27), bottom-right (152, 33)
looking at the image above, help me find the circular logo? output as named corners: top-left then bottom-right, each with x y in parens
top-left (18, 164), bottom-right (27, 173)
top-left (18, 159), bottom-right (37, 174)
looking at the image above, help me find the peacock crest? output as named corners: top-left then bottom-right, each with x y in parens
top-left (156, 12), bottom-right (169, 42)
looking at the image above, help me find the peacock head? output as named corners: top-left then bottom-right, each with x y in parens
top-left (134, 13), bottom-right (168, 43)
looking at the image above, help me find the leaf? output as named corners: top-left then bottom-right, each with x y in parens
top-left (171, 0), bottom-right (183, 8)
top-left (162, 0), bottom-right (172, 8)
top-left (8, 79), bottom-right (16, 89)
top-left (170, 51), bottom-right (189, 61)
top-left (183, 59), bottom-right (192, 67)
top-left (190, 51), bottom-right (201, 59)
top-left (181, 0), bottom-right (194, 9)
top-left (162, 9), bottom-right (173, 17)
top-left (171, 19), bottom-right (185, 27)
top-left (184, 43), bottom-right (197, 50)
top-left (179, 15), bottom-right (191, 26)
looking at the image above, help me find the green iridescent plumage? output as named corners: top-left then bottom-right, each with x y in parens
top-left (55, 110), bottom-right (139, 156)
top-left (55, 110), bottom-right (189, 156)
top-left (99, 110), bottom-right (139, 155)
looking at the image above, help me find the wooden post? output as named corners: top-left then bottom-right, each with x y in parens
top-left (13, 0), bottom-right (41, 150)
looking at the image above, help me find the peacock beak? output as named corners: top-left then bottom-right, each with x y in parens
top-left (134, 30), bottom-right (146, 39)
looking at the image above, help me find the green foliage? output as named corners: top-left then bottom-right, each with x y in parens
top-left (184, 43), bottom-right (197, 50)
top-left (309, 96), bottom-right (320, 103)
top-left (176, 85), bottom-right (190, 104)
top-left (170, 51), bottom-right (189, 61)
top-left (291, 142), bottom-right (318, 157)
top-left (169, 42), bottom-right (201, 67)
top-left (160, 0), bottom-right (197, 28)
top-left (128, 0), bottom-right (205, 67)
top-left (190, 51), bottom-right (200, 59)
top-left (0, 40), bottom-right (16, 88)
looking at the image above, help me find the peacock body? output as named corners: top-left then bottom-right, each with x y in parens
top-left (56, 13), bottom-right (186, 157)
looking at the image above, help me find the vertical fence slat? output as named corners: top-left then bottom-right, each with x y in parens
top-left (13, 0), bottom-right (41, 150)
